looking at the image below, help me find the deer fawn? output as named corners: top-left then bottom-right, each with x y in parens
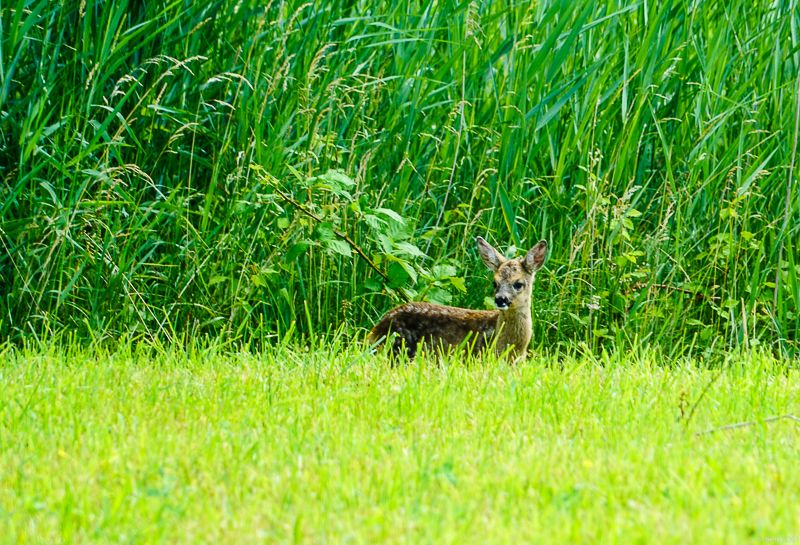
top-left (369, 237), bottom-right (548, 362)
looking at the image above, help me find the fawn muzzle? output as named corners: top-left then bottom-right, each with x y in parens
top-left (494, 295), bottom-right (510, 309)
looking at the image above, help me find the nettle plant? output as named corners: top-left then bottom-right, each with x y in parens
top-left (252, 166), bottom-right (467, 332)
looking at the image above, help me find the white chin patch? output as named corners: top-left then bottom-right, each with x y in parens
top-left (496, 304), bottom-right (509, 310)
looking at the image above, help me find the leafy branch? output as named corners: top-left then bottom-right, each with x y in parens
top-left (257, 168), bottom-right (411, 303)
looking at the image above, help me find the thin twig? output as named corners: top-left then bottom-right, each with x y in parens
top-left (683, 370), bottom-right (722, 426)
top-left (696, 414), bottom-right (800, 436)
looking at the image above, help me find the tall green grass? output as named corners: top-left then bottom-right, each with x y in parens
top-left (1, 0), bottom-right (798, 353)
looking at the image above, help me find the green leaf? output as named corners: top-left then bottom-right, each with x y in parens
top-left (365, 278), bottom-right (382, 291)
top-left (426, 287), bottom-right (452, 305)
top-left (395, 242), bottom-right (425, 258)
top-left (386, 257), bottom-right (418, 287)
top-left (309, 169), bottom-right (356, 201)
top-left (208, 275), bottom-right (227, 286)
top-left (315, 222), bottom-right (336, 242)
top-left (432, 264), bottom-right (458, 278)
top-left (319, 169), bottom-right (355, 188)
top-left (387, 261), bottom-right (411, 287)
top-left (375, 208), bottom-right (406, 226)
top-left (448, 276), bottom-right (467, 293)
top-left (325, 239), bottom-right (352, 257)
top-left (286, 242), bottom-right (311, 261)
top-left (364, 213), bottom-right (384, 230)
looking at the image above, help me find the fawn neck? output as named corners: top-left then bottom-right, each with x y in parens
top-left (493, 293), bottom-right (533, 358)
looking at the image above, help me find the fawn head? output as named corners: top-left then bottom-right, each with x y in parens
top-left (476, 236), bottom-right (547, 312)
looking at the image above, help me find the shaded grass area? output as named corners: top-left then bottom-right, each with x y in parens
top-left (2, 343), bottom-right (798, 543)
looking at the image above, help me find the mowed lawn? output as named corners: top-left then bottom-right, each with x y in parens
top-left (1, 345), bottom-right (798, 544)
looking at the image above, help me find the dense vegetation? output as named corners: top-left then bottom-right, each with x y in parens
top-left (3, 343), bottom-right (799, 543)
top-left (3, 4), bottom-right (799, 541)
top-left (1, 1), bottom-right (799, 354)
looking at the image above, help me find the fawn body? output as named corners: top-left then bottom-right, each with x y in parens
top-left (369, 237), bottom-right (547, 361)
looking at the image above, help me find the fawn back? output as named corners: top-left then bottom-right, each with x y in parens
top-left (369, 237), bottom-right (547, 361)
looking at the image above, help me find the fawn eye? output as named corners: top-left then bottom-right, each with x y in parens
top-left (513, 281), bottom-right (525, 290)
top-left (493, 281), bottom-right (498, 290)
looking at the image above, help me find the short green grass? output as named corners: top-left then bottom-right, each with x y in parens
top-left (2, 343), bottom-right (798, 544)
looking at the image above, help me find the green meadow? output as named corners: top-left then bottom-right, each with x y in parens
top-left (1, 0), bottom-right (799, 542)
top-left (2, 344), bottom-right (799, 544)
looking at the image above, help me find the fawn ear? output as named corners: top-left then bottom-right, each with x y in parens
top-left (476, 236), bottom-right (505, 271)
top-left (523, 240), bottom-right (547, 273)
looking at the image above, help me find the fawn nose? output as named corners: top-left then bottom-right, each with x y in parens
top-left (495, 295), bottom-right (510, 309)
